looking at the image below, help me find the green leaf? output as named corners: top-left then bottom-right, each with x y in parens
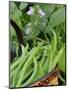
top-left (40, 4), bottom-right (55, 18)
top-left (10, 24), bottom-right (18, 42)
top-left (10, 2), bottom-right (17, 15)
top-left (11, 10), bottom-right (22, 29)
top-left (10, 24), bottom-right (18, 51)
top-left (47, 7), bottom-right (65, 29)
top-left (10, 2), bottom-right (22, 29)
top-left (19, 3), bottom-right (28, 10)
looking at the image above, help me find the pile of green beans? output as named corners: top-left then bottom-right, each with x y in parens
top-left (10, 32), bottom-right (65, 88)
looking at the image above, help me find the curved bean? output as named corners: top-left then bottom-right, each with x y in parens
top-left (10, 57), bottom-right (23, 71)
top-left (51, 46), bottom-right (65, 70)
top-left (22, 68), bottom-right (33, 83)
top-left (12, 52), bottom-right (29, 86)
top-left (22, 57), bottom-right (37, 87)
top-left (10, 44), bottom-right (29, 71)
top-left (16, 42), bottom-right (43, 87)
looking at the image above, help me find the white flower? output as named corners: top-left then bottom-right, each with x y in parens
top-left (38, 8), bottom-right (46, 17)
top-left (27, 7), bottom-right (34, 15)
top-left (26, 28), bottom-right (30, 35)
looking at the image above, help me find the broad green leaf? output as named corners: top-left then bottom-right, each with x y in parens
top-left (19, 3), bottom-right (28, 10)
top-left (10, 25), bottom-right (18, 42)
top-left (47, 7), bottom-right (65, 29)
top-left (10, 2), bottom-right (17, 15)
top-left (11, 10), bottom-right (22, 29)
top-left (10, 2), bottom-right (22, 29)
top-left (10, 25), bottom-right (18, 52)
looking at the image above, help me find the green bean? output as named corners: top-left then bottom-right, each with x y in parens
top-left (11, 68), bottom-right (22, 87)
top-left (10, 57), bottom-right (23, 71)
top-left (15, 64), bottom-right (34, 86)
top-left (12, 53), bottom-right (29, 86)
top-left (16, 42), bottom-right (43, 87)
top-left (48, 31), bottom-right (57, 72)
top-left (51, 46), bottom-right (65, 70)
top-left (39, 47), bottom-right (48, 67)
top-left (22, 68), bottom-right (33, 83)
top-left (37, 46), bottom-right (48, 78)
top-left (43, 59), bottom-right (49, 74)
top-left (36, 38), bottom-right (48, 44)
top-left (48, 51), bottom-right (54, 72)
top-left (10, 54), bottom-right (29, 85)
top-left (25, 52), bottom-right (42, 83)
top-left (11, 44), bottom-right (29, 86)
top-left (22, 57), bottom-right (37, 87)
top-left (51, 30), bottom-right (57, 53)
top-left (10, 66), bottom-right (20, 85)
top-left (16, 48), bottom-right (35, 87)
top-left (10, 68), bottom-right (17, 80)
top-left (10, 44), bottom-right (29, 71)
top-left (20, 47), bottom-right (42, 85)
top-left (22, 50), bottom-right (42, 83)
top-left (27, 50), bottom-right (43, 67)
top-left (34, 62), bottom-right (44, 82)
top-left (12, 69), bottom-right (20, 86)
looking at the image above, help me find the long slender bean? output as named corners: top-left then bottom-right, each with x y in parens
top-left (12, 53), bottom-right (29, 86)
top-left (39, 47), bottom-right (48, 67)
top-left (10, 57), bottom-right (23, 71)
top-left (43, 59), bottom-right (49, 73)
top-left (51, 46), bottom-right (64, 70)
top-left (16, 42), bottom-right (43, 87)
top-left (22, 68), bottom-right (33, 83)
top-left (48, 51), bottom-right (54, 72)
top-left (48, 31), bottom-right (57, 72)
top-left (10, 68), bottom-right (17, 80)
top-left (34, 63), bottom-right (44, 82)
top-left (10, 44), bottom-right (29, 71)
top-left (21, 57), bottom-right (37, 87)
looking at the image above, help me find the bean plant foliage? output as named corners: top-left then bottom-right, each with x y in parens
top-left (10, 2), bottom-right (66, 88)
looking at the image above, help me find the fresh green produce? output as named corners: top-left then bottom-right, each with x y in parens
top-left (10, 2), bottom-right (66, 88)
